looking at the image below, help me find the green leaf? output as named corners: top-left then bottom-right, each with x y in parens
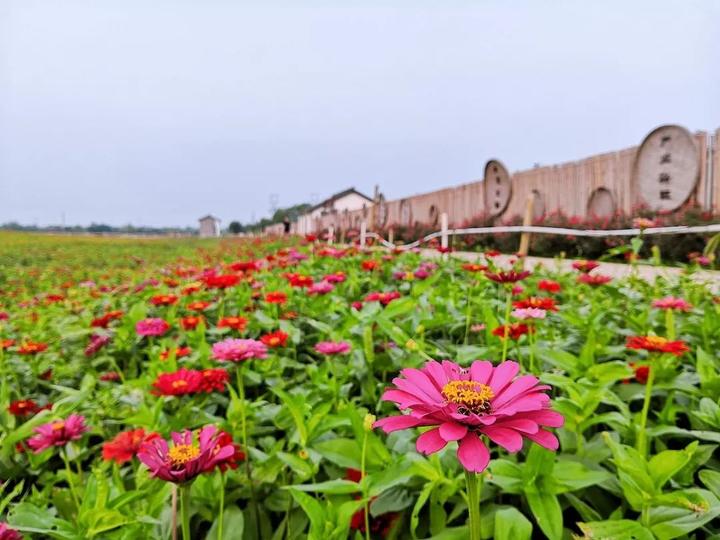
top-left (494, 507), bottom-right (532, 540)
top-left (648, 443), bottom-right (696, 490)
top-left (525, 482), bottom-right (563, 540)
top-left (312, 438), bottom-right (361, 469)
top-left (288, 489), bottom-right (325, 540)
top-left (649, 488), bottom-right (720, 540)
top-left (410, 480), bottom-right (436, 539)
top-left (551, 461), bottom-right (612, 493)
top-left (284, 479), bottom-right (361, 495)
top-left (271, 388), bottom-right (309, 446)
top-left (206, 506), bottom-right (244, 540)
top-left (699, 470), bottom-right (720, 499)
top-left (576, 519), bottom-right (654, 540)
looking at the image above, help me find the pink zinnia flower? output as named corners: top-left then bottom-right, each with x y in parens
top-left (27, 414), bottom-right (89, 453)
top-left (85, 333), bottom-right (110, 357)
top-left (212, 338), bottom-right (268, 362)
top-left (137, 425), bottom-right (234, 483)
top-left (511, 308), bottom-right (547, 320)
top-left (0, 523), bottom-right (22, 540)
top-left (315, 341), bottom-right (351, 355)
top-left (374, 360), bottom-right (563, 473)
top-left (323, 272), bottom-right (346, 283)
top-left (652, 296), bottom-right (692, 311)
top-left (136, 318), bottom-right (170, 337)
top-left (308, 281), bottom-right (335, 295)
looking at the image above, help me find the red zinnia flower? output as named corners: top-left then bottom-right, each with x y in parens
top-left (17, 341), bottom-right (48, 355)
top-left (217, 316), bottom-right (248, 331)
top-left (91, 310), bottom-right (124, 328)
top-left (538, 280), bottom-right (561, 293)
top-left (462, 263), bottom-right (488, 273)
top-left (203, 274), bottom-right (240, 289)
top-left (150, 294), bottom-right (178, 306)
top-left (626, 336), bottom-right (689, 356)
top-left (198, 368), bottom-right (230, 393)
top-left (513, 297), bottom-right (558, 311)
top-left (0, 339), bottom-right (16, 350)
top-left (571, 260), bottom-right (599, 273)
top-left (577, 274), bottom-right (612, 286)
top-left (484, 270), bottom-right (531, 284)
top-left (286, 273), bottom-right (313, 288)
top-left (181, 316), bottom-right (204, 330)
top-left (159, 346), bottom-right (192, 361)
top-left (212, 431), bottom-right (246, 472)
top-left (260, 330), bottom-right (289, 348)
top-left (8, 399), bottom-right (43, 416)
top-left (182, 283), bottom-right (202, 295)
top-left (188, 301), bottom-right (211, 312)
top-left (102, 428), bottom-right (160, 464)
top-left (365, 291), bottom-right (401, 306)
top-left (228, 260), bottom-right (261, 272)
top-left (265, 291), bottom-right (288, 304)
top-left (152, 368), bottom-right (203, 396)
top-left (100, 371), bottom-right (121, 382)
top-left (492, 323), bottom-right (532, 340)
top-left (361, 260), bottom-right (380, 271)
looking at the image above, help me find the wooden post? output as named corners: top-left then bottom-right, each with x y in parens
top-left (518, 195), bottom-right (534, 257)
top-left (360, 221), bottom-right (367, 248)
top-left (388, 228), bottom-right (394, 245)
top-left (339, 228), bottom-right (345, 245)
top-left (328, 225), bottom-right (334, 245)
top-left (440, 213), bottom-right (449, 249)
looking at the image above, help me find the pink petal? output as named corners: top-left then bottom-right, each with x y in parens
top-left (439, 422), bottom-right (467, 441)
top-left (491, 418), bottom-right (538, 434)
top-left (394, 378), bottom-right (439, 405)
top-left (381, 389), bottom-right (427, 409)
top-left (469, 361), bottom-right (493, 385)
top-left (400, 368), bottom-right (444, 401)
top-left (416, 428), bottom-right (447, 455)
top-left (374, 415), bottom-right (434, 433)
top-left (487, 361), bottom-right (520, 394)
top-left (457, 433), bottom-right (490, 473)
top-left (480, 426), bottom-right (524, 452)
top-left (526, 429), bottom-right (560, 450)
top-left (521, 409), bottom-right (565, 428)
top-left (441, 360), bottom-right (462, 381)
top-left (492, 375), bottom-right (540, 408)
top-left (423, 361), bottom-right (449, 389)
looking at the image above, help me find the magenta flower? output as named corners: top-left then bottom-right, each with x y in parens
top-left (27, 414), bottom-right (89, 453)
top-left (85, 333), bottom-right (111, 357)
top-left (137, 425), bottom-right (234, 484)
top-left (212, 338), bottom-right (268, 362)
top-left (511, 308), bottom-right (547, 320)
top-left (136, 318), bottom-right (170, 337)
top-left (374, 360), bottom-right (563, 473)
top-left (652, 296), bottom-right (692, 311)
top-left (308, 281), bottom-right (335, 295)
top-left (315, 341), bottom-right (351, 355)
top-left (0, 523), bottom-right (22, 540)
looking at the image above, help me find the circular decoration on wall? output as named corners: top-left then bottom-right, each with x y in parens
top-left (587, 187), bottom-right (616, 218)
top-left (483, 159), bottom-right (512, 217)
top-left (632, 124), bottom-right (700, 212)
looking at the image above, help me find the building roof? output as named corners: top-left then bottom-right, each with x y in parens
top-left (199, 215), bottom-right (220, 222)
top-left (311, 187), bottom-right (372, 211)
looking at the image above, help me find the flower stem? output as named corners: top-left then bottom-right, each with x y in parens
top-left (665, 309), bottom-right (675, 340)
top-left (171, 484), bottom-right (178, 540)
top-left (180, 485), bottom-right (191, 540)
top-left (236, 365), bottom-right (260, 532)
top-left (61, 447), bottom-right (80, 513)
top-left (636, 364), bottom-right (656, 457)
top-left (360, 429), bottom-right (370, 540)
top-left (464, 470), bottom-right (482, 540)
top-left (218, 472), bottom-right (225, 540)
top-left (463, 283), bottom-right (473, 345)
top-left (501, 286), bottom-right (512, 362)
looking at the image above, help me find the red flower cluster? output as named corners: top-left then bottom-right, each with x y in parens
top-left (626, 336), bottom-right (689, 356)
top-left (492, 323), bottom-right (533, 340)
top-left (260, 330), bottom-right (289, 348)
top-left (484, 270), bottom-right (531, 284)
top-left (577, 274), bottom-right (612, 286)
top-left (265, 291), bottom-right (288, 304)
top-left (181, 316), bottom-right (204, 330)
top-left (513, 297), bottom-right (558, 311)
top-left (203, 274), bottom-right (240, 289)
top-left (91, 310), bottom-right (124, 328)
top-left (187, 301), bottom-right (211, 311)
top-left (103, 428), bottom-right (160, 464)
top-left (538, 279), bottom-right (561, 293)
top-left (8, 399), bottom-right (50, 417)
top-left (361, 260), bottom-right (380, 271)
top-left (152, 367), bottom-right (229, 395)
top-left (150, 294), bottom-right (178, 306)
top-left (285, 273), bottom-right (313, 288)
top-left (17, 341), bottom-right (48, 355)
top-left (217, 316), bottom-right (248, 331)
top-left (365, 291), bottom-right (401, 306)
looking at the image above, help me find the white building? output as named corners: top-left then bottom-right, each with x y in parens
top-left (296, 188), bottom-right (373, 234)
top-left (198, 215), bottom-right (221, 237)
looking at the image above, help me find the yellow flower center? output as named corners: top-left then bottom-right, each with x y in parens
top-left (269, 337), bottom-right (280, 346)
top-left (442, 380), bottom-right (494, 415)
top-left (168, 444), bottom-right (201, 466)
top-left (172, 380), bottom-right (188, 389)
top-left (51, 421), bottom-right (65, 431)
top-left (645, 336), bottom-right (668, 347)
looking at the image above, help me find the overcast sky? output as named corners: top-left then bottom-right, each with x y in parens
top-left (1, 1), bottom-right (718, 227)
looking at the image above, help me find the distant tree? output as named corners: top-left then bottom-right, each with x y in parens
top-left (228, 221), bottom-right (244, 234)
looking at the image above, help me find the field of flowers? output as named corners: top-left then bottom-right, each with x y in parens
top-left (1, 231), bottom-right (719, 540)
